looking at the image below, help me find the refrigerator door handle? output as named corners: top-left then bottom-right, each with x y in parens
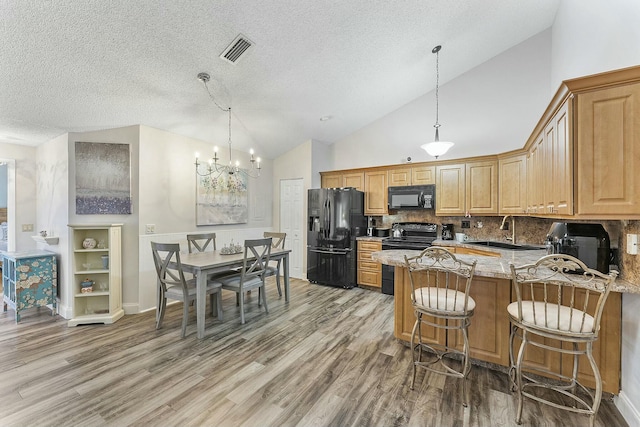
top-left (309, 248), bottom-right (351, 255)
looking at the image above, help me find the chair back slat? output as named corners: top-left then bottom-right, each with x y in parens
top-left (510, 254), bottom-right (618, 335)
top-left (240, 238), bottom-right (272, 283)
top-left (264, 232), bottom-right (286, 250)
top-left (186, 233), bottom-right (217, 253)
top-left (404, 247), bottom-right (477, 314)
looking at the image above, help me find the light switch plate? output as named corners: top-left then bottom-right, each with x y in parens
top-left (627, 233), bottom-right (638, 255)
top-left (145, 224), bottom-right (156, 234)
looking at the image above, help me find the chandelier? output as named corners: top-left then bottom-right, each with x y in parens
top-left (421, 45), bottom-right (454, 159)
top-left (194, 72), bottom-right (261, 178)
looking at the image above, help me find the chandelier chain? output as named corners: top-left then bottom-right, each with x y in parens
top-left (435, 47), bottom-right (440, 127)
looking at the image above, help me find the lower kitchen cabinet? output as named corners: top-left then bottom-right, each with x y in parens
top-left (357, 241), bottom-right (382, 288)
top-left (393, 265), bottom-right (621, 394)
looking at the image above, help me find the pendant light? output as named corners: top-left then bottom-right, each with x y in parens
top-left (421, 45), bottom-right (454, 158)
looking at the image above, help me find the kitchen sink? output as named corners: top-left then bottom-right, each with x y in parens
top-left (466, 241), bottom-right (544, 251)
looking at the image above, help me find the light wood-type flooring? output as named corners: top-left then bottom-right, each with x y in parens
top-left (0, 278), bottom-right (628, 427)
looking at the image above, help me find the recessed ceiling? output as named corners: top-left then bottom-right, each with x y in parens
top-left (0, 0), bottom-right (560, 159)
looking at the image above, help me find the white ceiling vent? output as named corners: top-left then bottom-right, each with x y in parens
top-left (220, 34), bottom-right (253, 64)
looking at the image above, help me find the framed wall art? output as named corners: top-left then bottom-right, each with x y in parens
top-left (75, 142), bottom-right (132, 215)
top-left (196, 168), bottom-right (248, 225)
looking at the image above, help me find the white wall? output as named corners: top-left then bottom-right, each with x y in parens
top-left (35, 134), bottom-right (70, 316)
top-left (0, 142), bottom-right (37, 251)
top-left (329, 29), bottom-right (553, 169)
top-left (551, 0), bottom-right (640, 85)
top-left (0, 163), bottom-right (7, 207)
top-left (550, 1), bottom-right (640, 423)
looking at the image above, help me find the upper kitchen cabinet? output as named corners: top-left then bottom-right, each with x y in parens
top-left (435, 163), bottom-right (465, 216)
top-left (389, 165), bottom-right (436, 186)
top-left (388, 167), bottom-right (412, 187)
top-left (320, 171), bottom-right (364, 191)
top-left (364, 170), bottom-right (388, 215)
top-left (576, 81), bottom-right (640, 217)
top-left (436, 160), bottom-right (497, 216)
top-left (499, 153), bottom-right (527, 215)
top-left (466, 160), bottom-right (498, 215)
top-left (411, 165), bottom-right (436, 185)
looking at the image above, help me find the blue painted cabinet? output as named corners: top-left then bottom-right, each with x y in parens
top-left (2, 250), bottom-right (57, 322)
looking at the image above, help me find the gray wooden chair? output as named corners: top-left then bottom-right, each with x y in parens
top-left (508, 254), bottom-right (618, 427)
top-left (263, 232), bottom-right (286, 296)
top-left (186, 233), bottom-right (217, 253)
top-left (151, 242), bottom-right (223, 337)
top-left (404, 247), bottom-right (477, 407)
top-left (212, 238), bottom-right (272, 324)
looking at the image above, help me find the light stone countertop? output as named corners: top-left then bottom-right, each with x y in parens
top-left (356, 236), bottom-right (387, 242)
top-left (371, 239), bottom-right (640, 294)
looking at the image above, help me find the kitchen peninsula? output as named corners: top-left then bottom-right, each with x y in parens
top-left (372, 241), bottom-right (640, 395)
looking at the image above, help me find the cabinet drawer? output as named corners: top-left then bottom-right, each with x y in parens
top-left (359, 241), bottom-right (382, 251)
top-left (359, 260), bottom-right (381, 272)
top-left (358, 270), bottom-right (381, 288)
top-left (358, 250), bottom-right (373, 261)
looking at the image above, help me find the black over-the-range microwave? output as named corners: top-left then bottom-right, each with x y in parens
top-left (388, 184), bottom-right (435, 210)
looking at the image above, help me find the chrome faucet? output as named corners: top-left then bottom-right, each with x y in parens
top-left (500, 215), bottom-right (516, 243)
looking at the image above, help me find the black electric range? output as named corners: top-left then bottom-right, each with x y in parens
top-left (381, 222), bottom-right (438, 295)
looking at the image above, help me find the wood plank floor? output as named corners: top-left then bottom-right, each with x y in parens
top-left (0, 278), bottom-right (628, 427)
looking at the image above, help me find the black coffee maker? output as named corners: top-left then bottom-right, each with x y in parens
top-left (547, 222), bottom-right (610, 273)
top-left (442, 224), bottom-right (454, 240)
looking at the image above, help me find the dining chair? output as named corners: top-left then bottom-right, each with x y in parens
top-left (212, 238), bottom-right (272, 324)
top-left (151, 242), bottom-right (223, 338)
top-left (186, 233), bottom-right (217, 253)
top-left (263, 232), bottom-right (286, 296)
top-left (508, 254), bottom-right (618, 427)
top-left (404, 247), bottom-right (477, 406)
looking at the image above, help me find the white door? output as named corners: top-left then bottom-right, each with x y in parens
top-left (280, 178), bottom-right (304, 279)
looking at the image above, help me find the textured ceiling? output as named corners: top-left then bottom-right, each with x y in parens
top-left (0, 0), bottom-right (560, 159)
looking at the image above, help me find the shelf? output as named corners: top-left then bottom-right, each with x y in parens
top-left (74, 248), bottom-right (109, 253)
top-left (31, 236), bottom-right (59, 245)
top-left (74, 269), bottom-right (108, 275)
top-left (74, 291), bottom-right (109, 297)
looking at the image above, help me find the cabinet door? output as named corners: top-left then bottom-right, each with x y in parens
top-left (577, 82), bottom-right (640, 215)
top-left (342, 172), bottom-right (364, 191)
top-left (499, 154), bottom-right (527, 214)
top-left (412, 165), bottom-right (436, 185)
top-left (435, 164), bottom-right (465, 216)
top-left (544, 100), bottom-right (573, 215)
top-left (388, 167), bottom-right (412, 187)
top-left (364, 171), bottom-right (388, 215)
top-left (466, 160), bottom-right (498, 215)
top-left (321, 173), bottom-right (342, 189)
top-left (448, 277), bottom-right (511, 366)
top-left (526, 133), bottom-right (545, 214)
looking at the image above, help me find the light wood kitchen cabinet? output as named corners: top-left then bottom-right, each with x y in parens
top-left (388, 167), bottom-right (412, 187)
top-left (320, 172), bottom-right (364, 191)
top-left (364, 170), bottom-right (388, 215)
top-left (321, 172), bottom-right (342, 189)
top-left (466, 160), bottom-right (498, 215)
top-left (435, 163), bottom-right (465, 216)
top-left (526, 132), bottom-right (546, 215)
top-left (357, 240), bottom-right (382, 288)
top-left (449, 276), bottom-right (511, 366)
top-left (545, 99), bottom-right (573, 215)
top-left (499, 153), bottom-right (527, 214)
top-left (411, 165), bottom-right (436, 185)
top-left (576, 82), bottom-right (640, 216)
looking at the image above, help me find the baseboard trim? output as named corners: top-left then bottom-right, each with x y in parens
top-left (122, 303), bottom-right (139, 315)
top-left (615, 391), bottom-right (640, 427)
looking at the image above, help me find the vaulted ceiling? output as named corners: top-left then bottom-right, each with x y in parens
top-left (0, 0), bottom-right (560, 159)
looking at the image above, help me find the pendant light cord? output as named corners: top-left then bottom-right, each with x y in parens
top-left (435, 47), bottom-right (440, 127)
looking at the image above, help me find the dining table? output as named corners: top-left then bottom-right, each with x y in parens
top-left (177, 247), bottom-right (291, 339)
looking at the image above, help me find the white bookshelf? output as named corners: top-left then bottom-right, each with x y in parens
top-left (68, 224), bottom-right (124, 326)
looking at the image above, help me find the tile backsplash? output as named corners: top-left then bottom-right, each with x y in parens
top-left (373, 211), bottom-right (636, 281)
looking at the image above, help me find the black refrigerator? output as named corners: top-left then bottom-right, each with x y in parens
top-left (307, 187), bottom-right (366, 288)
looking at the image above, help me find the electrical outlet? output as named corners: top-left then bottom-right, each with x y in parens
top-left (627, 233), bottom-right (638, 255)
top-left (145, 224), bottom-right (156, 234)
top-left (461, 221), bottom-right (470, 229)
top-left (22, 224), bottom-right (34, 232)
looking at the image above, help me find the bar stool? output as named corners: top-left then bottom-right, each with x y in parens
top-left (508, 254), bottom-right (618, 427)
top-left (404, 247), bottom-right (477, 406)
